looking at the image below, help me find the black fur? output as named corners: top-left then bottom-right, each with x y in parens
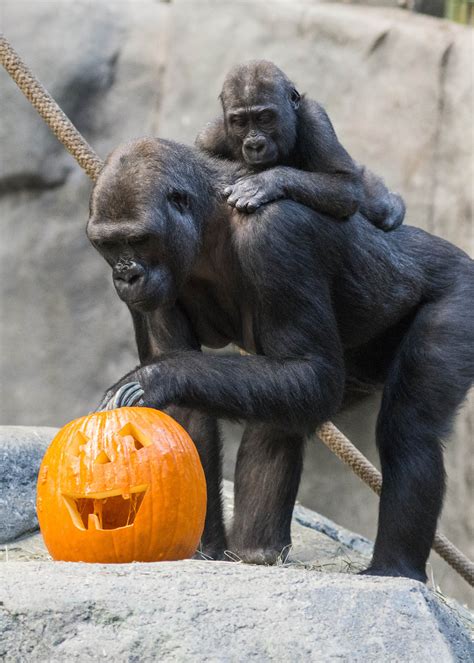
top-left (87, 137), bottom-right (474, 580)
top-left (196, 60), bottom-right (405, 231)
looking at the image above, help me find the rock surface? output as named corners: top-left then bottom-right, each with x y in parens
top-left (0, 426), bottom-right (58, 542)
top-left (0, 0), bottom-right (472, 604)
top-left (0, 428), bottom-right (472, 660)
top-left (1, 562), bottom-right (472, 662)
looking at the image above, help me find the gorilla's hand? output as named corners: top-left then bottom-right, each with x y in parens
top-left (97, 382), bottom-right (145, 411)
top-left (224, 172), bottom-right (283, 213)
top-left (96, 366), bottom-right (168, 411)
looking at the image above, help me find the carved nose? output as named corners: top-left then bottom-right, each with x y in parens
top-left (114, 262), bottom-right (144, 286)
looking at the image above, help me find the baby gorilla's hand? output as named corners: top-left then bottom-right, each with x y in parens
top-left (224, 172), bottom-right (283, 213)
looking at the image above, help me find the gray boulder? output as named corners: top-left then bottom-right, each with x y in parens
top-left (0, 561), bottom-right (472, 662)
top-left (0, 426), bottom-right (58, 542)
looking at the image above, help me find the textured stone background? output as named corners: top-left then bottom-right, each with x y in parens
top-left (0, 0), bottom-right (472, 604)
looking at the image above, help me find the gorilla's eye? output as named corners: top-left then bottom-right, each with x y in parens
top-left (94, 239), bottom-right (116, 253)
top-left (230, 115), bottom-right (247, 129)
top-left (257, 110), bottom-right (275, 126)
top-left (168, 190), bottom-right (190, 213)
top-left (130, 234), bottom-right (151, 249)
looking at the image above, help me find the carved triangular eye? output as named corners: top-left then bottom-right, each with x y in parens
top-left (69, 431), bottom-right (89, 457)
top-left (119, 423), bottom-right (152, 451)
top-left (95, 450), bottom-right (112, 464)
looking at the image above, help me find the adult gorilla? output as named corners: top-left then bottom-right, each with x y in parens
top-left (87, 137), bottom-right (474, 582)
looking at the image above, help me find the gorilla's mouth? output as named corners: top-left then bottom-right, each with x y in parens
top-left (242, 149), bottom-right (277, 168)
top-left (115, 282), bottom-right (165, 311)
top-left (129, 296), bottom-right (163, 312)
top-left (116, 289), bottom-right (159, 312)
top-left (62, 485), bottom-right (148, 531)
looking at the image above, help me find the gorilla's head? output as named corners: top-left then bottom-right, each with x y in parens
top-left (87, 138), bottom-right (214, 312)
top-left (220, 60), bottom-right (300, 168)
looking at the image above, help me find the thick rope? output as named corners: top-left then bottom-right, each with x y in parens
top-left (1, 33), bottom-right (473, 587)
top-left (317, 422), bottom-right (474, 586)
top-left (0, 34), bottom-right (103, 181)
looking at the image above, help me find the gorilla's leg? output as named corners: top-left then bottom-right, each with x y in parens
top-left (167, 406), bottom-right (227, 560)
top-left (230, 422), bottom-right (305, 564)
top-left (359, 166), bottom-right (406, 232)
top-left (366, 285), bottom-right (474, 581)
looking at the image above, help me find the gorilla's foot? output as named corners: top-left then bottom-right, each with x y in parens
top-left (193, 544), bottom-right (228, 562)
top-left (227, 545), bottom-right (292, 566)
top-left (359, 565), bottom-right (427, 584)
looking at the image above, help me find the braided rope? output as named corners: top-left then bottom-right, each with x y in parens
top-left (1, 33), bottom-right (473, 587)
top-left (317, 422), bottom-right (474, 586)
top-left (0, 34), bottom-right (103, 181)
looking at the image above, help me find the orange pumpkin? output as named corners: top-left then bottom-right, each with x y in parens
top-left (36, 407), bottom-right (206, 563)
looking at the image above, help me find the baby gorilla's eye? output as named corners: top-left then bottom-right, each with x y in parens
top-left (168, 190), bottom-right (190, 213)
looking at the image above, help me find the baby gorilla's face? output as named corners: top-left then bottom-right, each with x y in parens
top-left (225, 106), bottom-right (281, 167)
top-left (221, 62), bottom-right (300, 168)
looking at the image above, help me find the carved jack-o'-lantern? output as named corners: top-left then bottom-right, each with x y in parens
top-left (36, 407), bottom-right (206, 563)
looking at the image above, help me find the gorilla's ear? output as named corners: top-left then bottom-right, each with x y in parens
top-left (290, 87), bottom-right (301, 110)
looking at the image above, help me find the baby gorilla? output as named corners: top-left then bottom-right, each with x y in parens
top-left (196, 60), bottom-right (405, 231)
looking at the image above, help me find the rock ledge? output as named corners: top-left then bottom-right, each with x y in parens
top-left (1, 561), bottom-right (472, 662)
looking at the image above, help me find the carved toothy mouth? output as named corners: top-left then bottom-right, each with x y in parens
top-left (62, 485), bottom-right (148, 531)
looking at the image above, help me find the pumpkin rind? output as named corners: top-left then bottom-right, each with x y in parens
top-left (36, 407), bottom-right (207, 563)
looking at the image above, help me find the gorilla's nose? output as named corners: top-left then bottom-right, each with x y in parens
top-left (114, 261), bottom-right (145, 286)
top-left (244, 137), bottom-right (266, 155)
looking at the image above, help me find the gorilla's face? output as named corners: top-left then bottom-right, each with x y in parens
top-left (87, 222), bottom-right (181, 313)
top-left (221, 62), bottom-right (300, 168)
top-left (87, 139), bottom-right (207, 312)
top-left (226, 106), bottom-right (281, 167)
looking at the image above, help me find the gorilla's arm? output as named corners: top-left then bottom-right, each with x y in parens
top-left (195, 117), bottom-right (233, 159)
top-left (124, 350), bottom-right (341, 431)
top-left (100, 288), bottom-right (345, 435)
top-left (285, 100), bottom-right (404, 229)
top-left (226, 166), bottom-right (362, 218)
top-left (113, 304), bottom-right (228, 558)
top-left (197, 106), bottom-right (362, 218)
top-left (270, 99), bottom-right (363, 218)
top-left (130, 304), bottom-right (201, 363)
top-left (225, 100), bottom-right (405, 230)
top-left (99, 305), bottom-right (201, 407)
